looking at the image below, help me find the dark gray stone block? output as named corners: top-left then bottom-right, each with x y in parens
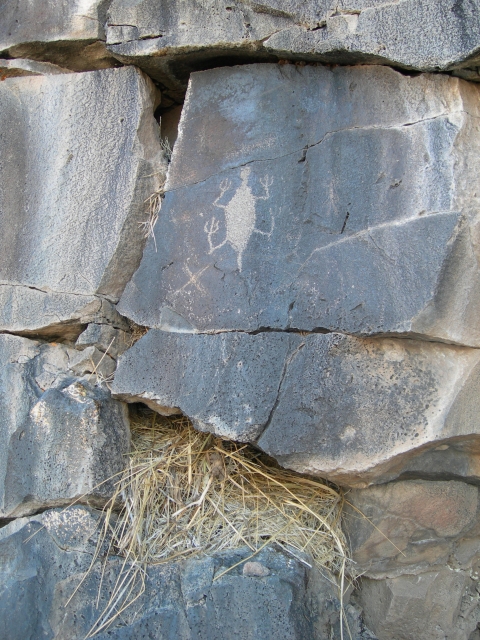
top-left (112, 329), bottom-right (301, 441)
top-left (113, 330), bottom-right (480, 486)
top-left (0, 334), bottom-right (130, 518)
top-left (105, 0), bottom-right (480, 101)
top-left (0, 66), bottom-right (166, 338)
top-left (118, 64), bottom-right (480, 347)
top-left (0, 506), bottom-right (353, 640)
top-left (258, 333), bottom-right (480, 486)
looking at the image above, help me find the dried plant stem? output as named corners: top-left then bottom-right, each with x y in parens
top-left (83, 412), bottom-right (351, 637)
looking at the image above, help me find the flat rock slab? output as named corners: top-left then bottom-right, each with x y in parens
top-left (0, 506), bottom-right (346, 640)
top-left (106, 0), bottom-right (480, 100)
top-left (0, 66), bottom-right (165, 338)
top-left (343, 480), bottom-right (480, 578)
top-left (119, 64), bottom-right (480, 347)
top-left (0, 334), bottom-right (130, 518)
top-left (0, 0), bottom-right (117, 71)
top-left (112, 329), bottom-right (299, 441)
top-left (0, 58), bottom-right (73, 79)
top-left (113, 331), bottom-right (480, 487)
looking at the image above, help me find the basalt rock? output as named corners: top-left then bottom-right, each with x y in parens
top-left (105, 0), bottom-right (480, 102)
top-left (344, 479), bottom-right (480, 638)
top-left (343, 479), bottom-right (480, 578)
top-left (0, 58), bottom-right (73, 79)
top-left (357, 568), bottom-right (480, 640)
top-left (0, 334), bottom-right (130, 519)
top-left (0, 0), bottom-right (118, 71)
top-left (75, 323), bottom-right (131, 359)
top-left (118, 63), bottom-right (480, 348)
top-left (113, 330), bottom-right (480, 487)
top-left (112, 329), bottom-right (299, 440)
top-left (0, 66), bottom-right (166, 339)
top-left (0, 506), bottom-right (363, 640)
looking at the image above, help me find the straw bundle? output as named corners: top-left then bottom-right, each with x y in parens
top-left (107, 410), bottom-right (347, 569)
top-left (85, 410), bottom-right (349, 637)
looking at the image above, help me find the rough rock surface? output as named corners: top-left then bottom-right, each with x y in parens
top-left (0, 0), bottom-right (118, 71)
top-left (343, 479), bottom-right (480, 578)
top-left (0, 506), bottom-right (366, 640)
top-left (0, 58), bottom-right (73, 79)
top-left (0, 66), bottom-right (166, 338)
top-left (112, 329), bottom-right (299, 440)
top-left (343, 479), bottom-right (480, 638)
top-left (106, 0), bottom-right (480, 101)
top-left (119, 63), bottom-right (480, 347)
top-left (76, 323), bottom-right (131, 359)
top-left (113, 330), bottom-right (480, 486)
top-left (0, 334), bottom-right (130, 519)
top-left (358, 568), bottom-right (480, 640)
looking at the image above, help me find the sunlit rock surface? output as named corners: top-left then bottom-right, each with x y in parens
top-left (0, 66), bottom-right (166, 338)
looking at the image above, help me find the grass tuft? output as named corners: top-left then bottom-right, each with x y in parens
top-left (83, 410), bottom-right (350, 638)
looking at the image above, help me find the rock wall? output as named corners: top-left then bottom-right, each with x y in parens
top-left (1, 1), bottom-right (480, 638)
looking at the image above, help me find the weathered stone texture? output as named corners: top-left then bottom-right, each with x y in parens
top-left (0, 506), bottom-right (364, 640)
top-left (343, 479), bottom-right (480, 638)
top-left (112, 329), bottom-right (299, 440)
top-left (0, 58), bottom-right (73, 79)
top-left (119, 64), bottom-right (480, 347)
top-left (0, 0), bottom-right (117, 71)
top-left (113, 331), bottom-right (480, 487)
top-left (0, 334), bottom-right (130, 519)
top-left (358, 568), bottom-right (480, 640)
top-left (106, 0), bottom-right (480, 100)
top-left (76, 323), bottom-right (131, 359)
top-left (343, 480), bottom-right (480, 578)
top-left (0, 66), bottom-right (166, 338)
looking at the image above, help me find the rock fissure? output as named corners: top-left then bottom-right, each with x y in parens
top-left (256, 339), bottom-right (307, 441)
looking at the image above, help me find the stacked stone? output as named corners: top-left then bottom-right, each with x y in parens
top-left (1, 1), bottom-right (480, 638)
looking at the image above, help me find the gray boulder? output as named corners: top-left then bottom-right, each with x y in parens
top-left (118, 63), bottom-right (480, 347)
top-left (0, 334), bottom-right (130, 519)
top-left (258, 333), bottom-right (480, 486)
top-left (106, 0), bottom-right (480, 102)
top-left (76, 323), bottom-right (131, 359)
top-left (112, 329), bottom-right (299, 440)
top-left (113, 331), bottom-right (480, 487)
top-left (0, 506), bottom-right (355, 640)
top-left (0, 66), bottom-right (166, 339)
top-left (0, 0), bottom-right (117, 71)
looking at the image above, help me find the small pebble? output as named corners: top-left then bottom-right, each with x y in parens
top-left (243, 561), bottom-right (270, 577)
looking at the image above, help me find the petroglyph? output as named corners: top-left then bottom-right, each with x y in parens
top-left (204, 167), bottom-right (274, 271)
top-left (168, 261), bottom-right (209, 302)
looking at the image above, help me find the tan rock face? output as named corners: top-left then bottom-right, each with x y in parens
top-left (359, 569), bottom-right (479, 640)
top-left (344, 480), bottom-right (480, 578)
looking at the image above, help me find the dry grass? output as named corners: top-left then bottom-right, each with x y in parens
top-left (83, 411), bottom-right (350, 638)
top-left (139, 189), bottom-right (162, 250)
top-left (138, 137), bottom-right (172, 248)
